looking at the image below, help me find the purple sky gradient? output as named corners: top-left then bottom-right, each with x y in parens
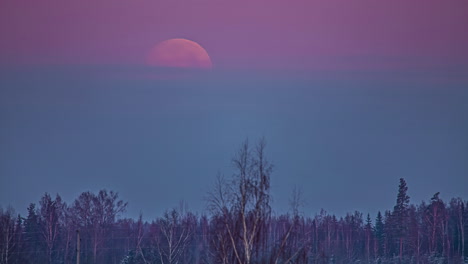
top-left (1, 0), bottom-right (467, 220)
top-left (1, 0), bottom-right (467, 70)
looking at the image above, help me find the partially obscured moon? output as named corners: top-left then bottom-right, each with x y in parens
top-left (146, 38), bottom-right (213, 69)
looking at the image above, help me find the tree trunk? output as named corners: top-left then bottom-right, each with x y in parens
top-left (399, 237), bottom-right (403, 263)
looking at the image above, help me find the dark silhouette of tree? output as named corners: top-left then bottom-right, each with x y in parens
top-left (407, 205), bottom-right (422, 262)
top-left (449, 198), bottom-right (465, 261)
top-left (425, 192), bottom-right (447, 256)
top-left (374, 211), bottom-right (384, 258)
top-left (365, 213), bottom-right (372, 262)
top-left (60, 204), bottom-right (76, 264)
top-left (23, 203), bottom-right (45, 263)
top-left (72, 189), bottom-right (127, 264)
top-left (392, 178), bottom-right (410, 262)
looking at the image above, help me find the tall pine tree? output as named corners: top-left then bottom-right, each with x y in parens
top-left (374, 211), bottom-right (385, 258)
top-left (393, 178), bottom-right (410, 262)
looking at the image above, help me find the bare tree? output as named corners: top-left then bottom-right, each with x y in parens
top-left (91, 190), bottom-right (127, 263)
top-left (208, 138), bottom-right (272, 264)
top-left (61, 205), bottom-right (75, 264)
top-left (451, 198), bottom-right (465, 260)
top-left (72, 190), bottom-right (127, 264)
top-left (209, 214), bottom-right (232, 264)
top-left (154, 208), bottom-right (194, 264)
top-left (0, 206), bottom-right (17, 264)
top-left (271, 187), bottom-right (310, 264)
top-left (425, 192), bottom-right (445, 254)
top-left (72, 191), bottom-right (94, 262)
top-left (136, 213), bottom-right (149, 264)
top-left (39, 193), bottom-right (64, 264)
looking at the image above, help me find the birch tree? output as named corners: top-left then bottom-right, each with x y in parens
top-left (0, 207), bottom-right (17, 264)
top-left (39, 193), bottom-right (64, 264)
top-left (155, 208), bottom-right (194, 264)
top-left (208, 138), bottom-right (272, 264)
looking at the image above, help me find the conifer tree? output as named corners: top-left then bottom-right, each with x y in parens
top-left (393, 178), bottom-right (410, 262)
top-left (24, 203), bottom-right (45, 263)
top-left (365, 214), bottom-right (372, 261)
top-left (374, 211), bottom-right (384, 257)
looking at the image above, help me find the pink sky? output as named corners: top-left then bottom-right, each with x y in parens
top-left (1, 0), bottom-right (467, 70)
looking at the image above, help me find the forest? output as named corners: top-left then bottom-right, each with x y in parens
top-left (1, 140), bottom-right (467, 264)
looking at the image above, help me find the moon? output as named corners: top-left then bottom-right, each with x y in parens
top-left (146, 38), bottom-right (213, 69)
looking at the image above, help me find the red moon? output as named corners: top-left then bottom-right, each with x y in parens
top-left (146, 38), bottom-right (213, 69)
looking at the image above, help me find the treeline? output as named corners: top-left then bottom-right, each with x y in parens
top-left (1, 140), bottom-right (467, 264)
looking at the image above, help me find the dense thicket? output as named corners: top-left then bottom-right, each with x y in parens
top-left (1, 140), bottom-right (466, 264)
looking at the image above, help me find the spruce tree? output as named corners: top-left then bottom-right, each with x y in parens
top-left (365, 214), bottom-right (372, 261)
top-left (24, 203), bottom-right (45, 263)
top-left (374, 211), bottom-right (385, 257)
top-left (393, 178), bottom-right (410, 262)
